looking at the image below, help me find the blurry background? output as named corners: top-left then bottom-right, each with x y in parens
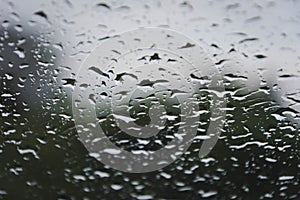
top-left (0, 0), bottom-right (299, 199)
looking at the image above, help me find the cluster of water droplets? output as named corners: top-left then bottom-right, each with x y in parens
top-left (0, 0), bottom-right (299, 199)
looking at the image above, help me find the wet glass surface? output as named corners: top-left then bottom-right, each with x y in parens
top-left (0, 0), bottom-right (299, 199)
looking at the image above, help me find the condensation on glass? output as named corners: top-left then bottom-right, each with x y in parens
top-left (0, 0), bottom-right (299, 199)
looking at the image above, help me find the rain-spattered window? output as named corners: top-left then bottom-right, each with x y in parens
top-left (0, 1), bottom-right (299, 199)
